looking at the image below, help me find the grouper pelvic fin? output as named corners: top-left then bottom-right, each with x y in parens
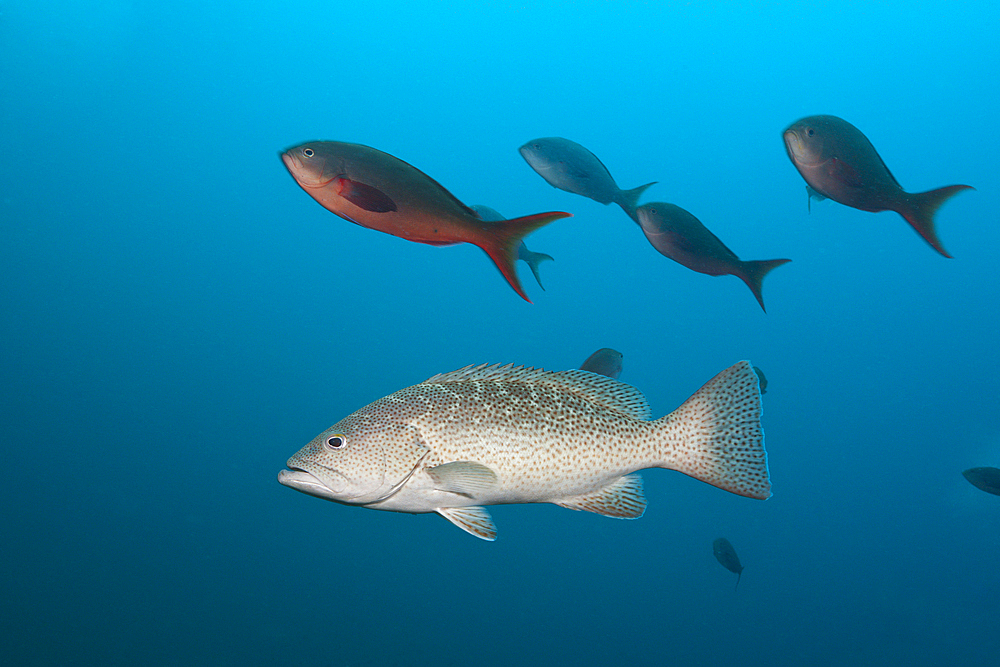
top-left (427, 461), bottom-right (498, 497)
top-left (555, 474), bottom-right (646, 518)
top-left (436, 506), bottom-right (497, 541)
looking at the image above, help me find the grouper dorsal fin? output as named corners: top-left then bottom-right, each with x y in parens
top-left (421, 364), bottom-right (651, 420)
top-left (436, 506), bottom-right (497, 541)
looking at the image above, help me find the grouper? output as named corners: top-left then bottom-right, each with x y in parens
top-left (278, 360), bottom-right (771, 540)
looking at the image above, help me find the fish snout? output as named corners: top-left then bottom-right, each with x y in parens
top-left (280, 150), bottom-right (302, 172)
top-left (783, 129), bottom-right (805, 161)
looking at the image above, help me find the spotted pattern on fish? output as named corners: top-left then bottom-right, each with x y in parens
top-left (280, 360), bottom-right (771, 540)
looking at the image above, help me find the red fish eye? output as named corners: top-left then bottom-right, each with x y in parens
top-left (303, 148), bottom-right (315, 158)
top-left (326, 435), bottom-right (346, 449)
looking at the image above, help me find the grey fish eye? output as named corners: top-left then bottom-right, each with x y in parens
top-left (806, 128), bottom-right (815, 137)
top-left (326, 435), bottom-right (346, 449)
top-left (302, 148), bottom-right (315, 158)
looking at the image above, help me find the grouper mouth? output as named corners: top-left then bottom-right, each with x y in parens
top-left (277, 468), bottom-right (343, 502)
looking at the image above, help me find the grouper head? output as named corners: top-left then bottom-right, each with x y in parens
top-left (278, 396), bottom-right (430, 506)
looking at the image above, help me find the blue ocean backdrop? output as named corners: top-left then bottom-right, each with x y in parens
top-left (3, 1), bottom-right (998, 665)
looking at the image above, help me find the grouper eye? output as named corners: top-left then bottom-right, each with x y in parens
top-left (302, 148), bottom-right (315, 158)
top-left (326, 434), bottom-right (346, 449)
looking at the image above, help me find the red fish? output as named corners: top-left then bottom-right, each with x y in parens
top-left (281, 141), bottom-right (571, 301)
top-left (636, 202), bottom-right (790, 312)
top-left (783, 115), bottom-right (973, 257)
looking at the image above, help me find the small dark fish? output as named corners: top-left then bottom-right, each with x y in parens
top-left (752, 366), bottom-right (767, 394)
top-left (635, 202), bottom-right (791, 312)
top-left (712, 537), bottom-right (744, 590)
top-left (579, 348), bottom-right (623, 379)
top-left (783, 115), bottom-right (973, 257)
top-left (519, 137), bottom-right (656, 223)
top-left (281, 141), bottom-right (571, 302)
top-left (962, 467), bottom-right (1000, 496)
top-left (471, 204), bottom-right (554, 290)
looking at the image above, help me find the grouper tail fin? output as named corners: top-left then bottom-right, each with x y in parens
top-left (477, 211), bottom-right (571, 302)
top-left (654, 360), bottom-right (771, 500)
top-left (900, 184), bottom-right (974, 258)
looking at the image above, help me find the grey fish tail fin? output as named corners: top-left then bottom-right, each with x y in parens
top-left (901, 184), bottom-right (974, 258)
top-left (616, 181), bottom-right (657, 223)
top-left (516, 242), bottom-right (554, 290)
top-left (654, 360), bottom-right (771, 500)
top-left (738, 258), bottom-right (791, 312)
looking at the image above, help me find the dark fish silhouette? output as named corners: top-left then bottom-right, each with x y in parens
top-left (783, 115), bottom-right (973, 257)
top-left (712, 537), bottom-right (745, 590)
top-left (519, 137), bottom-right (655, 223)
top-left (579, 348), bottom-right (624, 379)
top-left (635, 202), bottom-right (791, 312)
top-left (470, 204), bottom-right (554, 290)
top-left (962, 467), bottom-right (1000, 496)
top-left (752, 366), bottom-right (767, 395)
top-left (281, 141), bottom-right (570, 302)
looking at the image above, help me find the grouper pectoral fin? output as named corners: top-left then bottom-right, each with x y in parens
top-left (436, 506), bottom-right (497, 541)
top-left (334, 177), bottom-right (398, 212)
top-left (554, 473), bottom-right (646, 519)
top-left (427, 461), bottom-right (498, 496)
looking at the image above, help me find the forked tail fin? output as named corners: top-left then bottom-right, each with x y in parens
top-left (738, 258), bottom-right (792, 313)
top-left (654, 360), bottom-right (771, 499)
top-left (516, 242), bottom-right (554, 290)
top-left (616, 182), bottom-right (657, 223)
top-left (900, 184), bottom-right (974, 258)
top-left (477, 211), bottom-right (571, 302)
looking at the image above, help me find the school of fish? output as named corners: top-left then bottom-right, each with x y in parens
top-left (278, 115), bottom-right (985, 555)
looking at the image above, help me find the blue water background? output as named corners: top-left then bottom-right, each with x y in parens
top-left (3, 2), bottom-right (998, 665)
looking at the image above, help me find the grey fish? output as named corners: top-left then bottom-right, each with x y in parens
top-left (636, 202), bottom-right (791, 312)
top-left (752, 366), bottom-right (767, 395)
top-left (962, 467), bottom-right (1000, 496)
top-left (519, 137), bottom-right (656, 223)
top-left (783, 115), bottom-right (973, 258)
top-left (471, 204), bottom-right (554, 290)
top-left (279, 361), bottom-right (771, 541)
top-left (712, 537), bottom-right (745, 590)
top-left (579, 348), bottom-right (624, 379)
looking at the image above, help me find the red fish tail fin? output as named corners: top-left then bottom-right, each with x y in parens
top-left (900, 184), bottom-right (973, 258)
top-left (477, 211), bottom-right (571, 302)
top-left (738, 258), bottom-right (791, 313)
top-left (654, 360), bottom-right (771, 500)
top-left (616, 182), bottom-right (657, 223)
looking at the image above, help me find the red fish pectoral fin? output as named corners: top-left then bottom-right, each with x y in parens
top-left (334, 177), bottom-right (398, 212)
top-left (827, 157), bottom-right (865, 189)
top-left (477, 211), bottom-right (571, 303)
top-left (900, 184), bottom-right (974, 258)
